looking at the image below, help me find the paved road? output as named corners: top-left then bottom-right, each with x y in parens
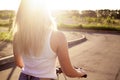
top-left (64, 32), bottom-right (120, 80)
top-left (0, 32), bottom-right (120, 80)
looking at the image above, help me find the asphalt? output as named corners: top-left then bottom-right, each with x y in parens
top-left (0, 31), bottom-right (87, 65)
top-left (1, 30), bottom-right (120, 80)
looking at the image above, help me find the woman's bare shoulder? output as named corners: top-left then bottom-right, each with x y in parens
top-left (52, 31), bottom-right (67, 48)
top-left (52, 31), bottom-right (66, 40)
top-left (50, 31), bottom-right (67, 53)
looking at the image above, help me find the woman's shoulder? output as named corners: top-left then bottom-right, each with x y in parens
top-left (52, 31), bottom-right (66, 40)
top-left (50, 31), bottom-right (67, 53)
top-left (52, 31), bottom-right (67, 48)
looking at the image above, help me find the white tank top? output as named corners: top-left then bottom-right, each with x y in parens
top-left (22, 31), bottom-right (57, 79)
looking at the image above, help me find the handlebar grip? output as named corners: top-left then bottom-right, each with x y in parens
top-left (74, 66), bottom-right (87, 78)
top-left (56, 67), bottom-right (62, 74)
top-left (81, 74), bottom-right (87, 78)
top-left (56, 67), bottom-right (87, 78)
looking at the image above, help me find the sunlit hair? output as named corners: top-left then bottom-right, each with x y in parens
top-left (13, 0), bottom-right (57, 57)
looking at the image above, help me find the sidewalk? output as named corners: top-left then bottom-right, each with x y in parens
top-left (0, 31), bottom-right (86, 65)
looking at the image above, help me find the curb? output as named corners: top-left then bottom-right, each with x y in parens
top-left (59, 28), bottom-right (120, 35)
top-left (68, 34), bottom-right (87, 48)
top-left (0, 55), bottom-right (14, 66)
top-left (0, 34), bottom-right (87, 66)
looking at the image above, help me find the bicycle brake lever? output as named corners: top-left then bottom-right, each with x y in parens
top-left (81, 74), bottom-right (87, 78)
top-left (74, 66), bottom-right (87, 78)
top-left (56, 67), bottom-right (62, 74)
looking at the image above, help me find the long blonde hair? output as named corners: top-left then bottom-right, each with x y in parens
top-left (14, 0), bottom-right (56, 56)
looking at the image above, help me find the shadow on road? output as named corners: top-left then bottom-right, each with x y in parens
top-left (0, 62), bottom-right (16, 80)
top-left (115, 68), bottom-right (120, 80)
top-left (0, 62), bottom-right (15, 71)
top-left (68, 38), bottom-right (87, 48)
top-left (60, 28), bottom-right (120, 35)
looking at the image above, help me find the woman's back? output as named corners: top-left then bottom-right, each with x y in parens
top-left (21, 31), bottom-right (57, 79)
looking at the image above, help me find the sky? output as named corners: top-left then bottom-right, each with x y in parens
top-left (0, 0), bottom-right (120, 11)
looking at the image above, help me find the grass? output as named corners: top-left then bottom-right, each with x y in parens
top-left (57, 16), bottom-right (120, 31)
top-left (58, 23), bottom-right (120, 31)
top-left (82, 25), bottom-right (120, 31)
top-left (1, 10), bottom-right (119, 43)
top-left (0, 32), bottom-right (13, 42)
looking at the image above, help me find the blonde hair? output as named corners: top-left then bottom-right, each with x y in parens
top-left (14, 0), bottom-right (56, 56)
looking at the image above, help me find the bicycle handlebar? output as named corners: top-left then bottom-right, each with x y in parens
top-left (56, 67), bottom-right (62, 74)
top-left (56, 66), bottom-right (87, 78)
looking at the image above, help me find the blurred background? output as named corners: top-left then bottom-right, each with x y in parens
top-left (0, 0), bottom-right (120, 80)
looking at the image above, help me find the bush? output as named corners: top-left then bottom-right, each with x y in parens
top-left (58, 23), bottom-right (83, 29)
top-left (0, 32), bottom-right (12, 42)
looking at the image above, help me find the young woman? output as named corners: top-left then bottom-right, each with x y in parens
top-left (13, 0), bottom-right (87, 80)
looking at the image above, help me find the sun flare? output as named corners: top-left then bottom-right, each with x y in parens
top-left (0, 0), bottom-right (120, 11)
top-left (32, 0), bottom-right (69, 11)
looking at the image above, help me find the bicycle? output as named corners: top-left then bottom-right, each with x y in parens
top-left (56, 66), bottom-right (87, 80)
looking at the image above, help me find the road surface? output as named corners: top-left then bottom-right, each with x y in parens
top-left (0, 32), bottom-right (120, 80)
top-left (64, 32), bottom-right (120, 80)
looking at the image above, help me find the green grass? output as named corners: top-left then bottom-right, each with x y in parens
top-left (56, 15), bottom-right (120, 31)
top-left (58, 23), bottom-right (82, 29)
top-left (0, 32), bottom-right (13, 42)
top-left (82, 24), bottom-right (120, 31)
top-left (58, 23), bottom-right (120, 31)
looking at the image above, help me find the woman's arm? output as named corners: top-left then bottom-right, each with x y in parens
top-left (13, 35), bottom-right (24, 69)
top-left (56, 31), bottom-right (86, 78)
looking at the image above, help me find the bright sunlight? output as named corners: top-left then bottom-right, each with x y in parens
top-left (0, 0), bottom-right (120, 11)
